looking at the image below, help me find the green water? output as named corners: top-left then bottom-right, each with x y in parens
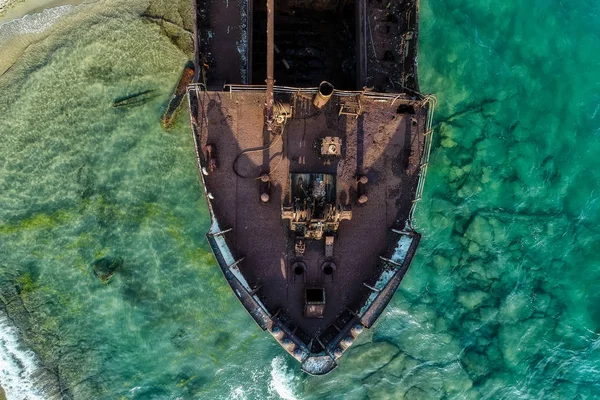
top-left (0, 0), bottom-right (599, 398)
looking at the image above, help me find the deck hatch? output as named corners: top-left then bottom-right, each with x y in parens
top-left (305, 288), bottom-right (326, 318)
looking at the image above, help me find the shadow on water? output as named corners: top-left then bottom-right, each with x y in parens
top-left (112, 89), bottom-right (159, 108)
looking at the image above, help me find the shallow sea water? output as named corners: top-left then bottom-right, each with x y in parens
top-left (0, 0), bottom-right (599, 398)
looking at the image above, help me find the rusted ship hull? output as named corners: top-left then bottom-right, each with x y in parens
top-left (187, 0), bottom-right (435, 375)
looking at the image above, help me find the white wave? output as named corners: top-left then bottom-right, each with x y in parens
top-left (0, 4), bottom-right (73, 39)
top-left (268, 356), bottom-right (298, 400)
top-left (229, 385), bottom-right (247, 400)
top-left (0, 314), bottom-right (45, 400)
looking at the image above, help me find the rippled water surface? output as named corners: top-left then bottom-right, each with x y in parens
top-left (0, 0), bottom-right (599, 398)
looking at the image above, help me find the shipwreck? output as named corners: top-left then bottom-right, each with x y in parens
top-left (187, 0), bottom-right (435, 374)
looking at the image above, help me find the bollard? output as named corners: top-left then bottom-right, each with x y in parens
top-left (260, 174), bottom-right (271, 203)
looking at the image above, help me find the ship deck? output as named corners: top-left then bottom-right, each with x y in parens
top-left (190, 87), bottom-right (428, 337)
top-left (189, 0), bottom-right (433, 374)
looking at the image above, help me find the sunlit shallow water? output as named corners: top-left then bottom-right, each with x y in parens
top-left (0, 0), bottom-right (599, 398)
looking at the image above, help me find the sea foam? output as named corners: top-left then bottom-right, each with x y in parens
top-left (0, 315), bottom-right (45, 400)
top-left (268, 357), bottom-right (298, 400)
top-left (0, 4), bottom-right (72, 39)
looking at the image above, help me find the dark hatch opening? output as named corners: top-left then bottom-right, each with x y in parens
top-left (397, 104), bottom-right (415, 114)
top-left (252, 0), bottom-right (357, 88)
top-left (306, 288), bottom-right (325, 303)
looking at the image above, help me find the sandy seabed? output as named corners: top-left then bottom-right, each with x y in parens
top-left (0, 0), bottom-right (22, 15)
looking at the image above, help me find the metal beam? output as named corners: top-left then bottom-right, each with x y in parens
top-left (250, 284), bottom-right (263, 296)
top-left (227, 257), bottom-right (246, 269)
top-left (265, 0), bottom-right (275, 131)
top-left (379, 256), bottom-right (403, 268)
top-left (209, 227), bottom-right (233, 237)
top-left (390, 228), bottom-right (413, 236)
top-left (363, 282), bottom-right (380, 292)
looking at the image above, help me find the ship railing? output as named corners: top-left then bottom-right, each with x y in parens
top-left (189, 83), bottom-right (422, 102)
top-left (189, 82), bottom-right (436, 229)
top-left (407, 94), bottom-right (437, 229)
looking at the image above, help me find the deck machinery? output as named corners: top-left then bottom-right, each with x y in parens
top-left (188, 0), bottom-right (435, 374)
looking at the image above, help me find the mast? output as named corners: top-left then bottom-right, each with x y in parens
top-left (265, 0), bottom-right (275, 131)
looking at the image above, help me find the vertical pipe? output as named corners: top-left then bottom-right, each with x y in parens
top-left (192, 0), bottom-right (199, 83)
top-left (265, 0), bottom-right (275, 130)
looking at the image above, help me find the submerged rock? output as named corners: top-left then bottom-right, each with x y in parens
top-left (457, 290), bottom-right (489, 310)
top-left (460, 347), bottom-right (491, 381)
top-left (498, 317), bottom-right (554, 370)
top-left (92, 257), bottom-right (123, 283)
top-left (339, 340), bottom-right (400, 379)
top-left (498, 292), bottom-right (533, 324)
top-left (464, 215), bottom-right (493, 246)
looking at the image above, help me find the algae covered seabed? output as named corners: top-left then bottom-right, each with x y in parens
top-left (0, 0), bottom-right (599, 398)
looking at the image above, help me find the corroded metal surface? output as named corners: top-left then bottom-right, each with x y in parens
top-left (187, 0), bottom-right (434, 374)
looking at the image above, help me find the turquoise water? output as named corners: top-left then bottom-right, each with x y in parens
top-left (0, 0), bottom-right (599, 398)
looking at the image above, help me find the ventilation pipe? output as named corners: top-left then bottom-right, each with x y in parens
top-left (313, 81), bottom-right (334, 109)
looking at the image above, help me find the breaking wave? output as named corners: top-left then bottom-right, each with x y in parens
top-left (268, 356), bottom-right (298, 400)
top-left (0, 314), bottom-right (45, 400)
top-left (0, 4), bottom-right (73, 39)
top-left (228, 385), bottom-right (247, 400)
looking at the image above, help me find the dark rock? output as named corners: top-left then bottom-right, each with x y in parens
top-left (459, 347), bottom-right (491, 381)
top-left (92, 257), bottom-right (123, 284)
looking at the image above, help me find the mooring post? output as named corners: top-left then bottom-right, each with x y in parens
top-left (265, 0), bottom-right (275, 131)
